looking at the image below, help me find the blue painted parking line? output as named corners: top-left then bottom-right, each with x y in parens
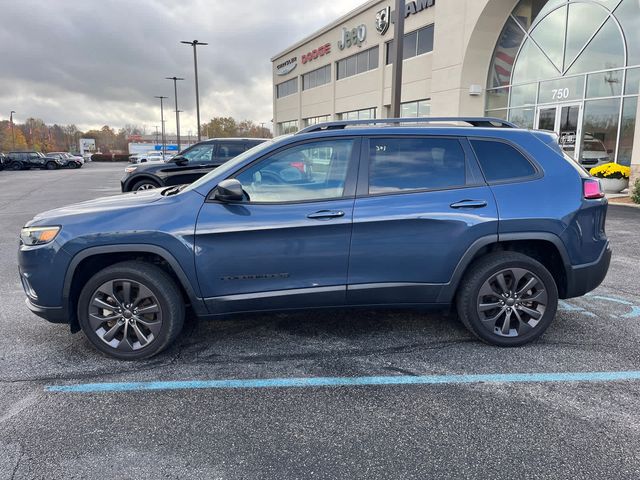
top-left (46, 371), bottom-right (640, 393)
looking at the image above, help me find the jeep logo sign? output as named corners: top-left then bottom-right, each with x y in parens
top-left (338, 24), bottom-right (367, 50)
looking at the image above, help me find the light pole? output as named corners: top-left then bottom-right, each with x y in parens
top-left (166, 76), bottom-right (184, 151)
top-left (154, 96), bottom-right (168, 157)
top-left (10, 111), bottom-right (16, 150)
top-left (390, 0), bottom-right (406, 118)
top-left (181, 40), bottom-right (208, 142)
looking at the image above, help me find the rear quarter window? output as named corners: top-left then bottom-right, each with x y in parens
top-left (470, 140), bottom-right (537, 182)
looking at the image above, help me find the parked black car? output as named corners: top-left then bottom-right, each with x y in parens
top-left (46, 152), bottom-right (84, 169)
top-left (0, 153), bottom-right (6, 170)
top-left (121, 138), bottom-right (267, 192)
top-left (5, 151), bottom-right (63, 170)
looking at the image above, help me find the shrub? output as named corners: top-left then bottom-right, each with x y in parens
top-left (632, 179), bottom-right (640, 204)
top-left (589, 163), bottom-right (631, 179)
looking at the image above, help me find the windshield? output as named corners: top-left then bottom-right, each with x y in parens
top-left (183, 138), bottom-right (278, 192)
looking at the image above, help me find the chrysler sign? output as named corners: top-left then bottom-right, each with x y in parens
top-left (276, 57), bottom-right (297, 76)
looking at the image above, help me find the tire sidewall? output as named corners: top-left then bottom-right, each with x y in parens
top-left (461, 256), bottom-right (558, 347)
top-left (77, 266), bottom-right (178, 360)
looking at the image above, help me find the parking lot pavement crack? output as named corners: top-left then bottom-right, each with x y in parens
top-left (0, 392), bottom-right (40, 426)
top-left (10, 448), bottom-right (24, 480)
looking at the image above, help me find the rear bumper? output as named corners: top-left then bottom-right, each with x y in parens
top-left (564, 241), bottom-right (612, 299)
top-left (26, 298), bottom-right (68, 324)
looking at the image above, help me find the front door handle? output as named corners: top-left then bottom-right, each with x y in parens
top-left (450, 200), bottom-right (488, 209)
top-left (307, 210), bottom-right (345, 220)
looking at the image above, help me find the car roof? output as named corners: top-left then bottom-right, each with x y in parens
top-left (200, 137), bottom-right (267, 143)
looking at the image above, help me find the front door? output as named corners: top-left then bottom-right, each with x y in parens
top-left (194, 138), bottom-right (360, 314)
top-left (536, 104), bottom-right (582, 160)
top-left (163, 142), bottom-right (217, 186)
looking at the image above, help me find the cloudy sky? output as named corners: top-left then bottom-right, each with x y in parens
top-left (0, 0), bottom-right (364, 133)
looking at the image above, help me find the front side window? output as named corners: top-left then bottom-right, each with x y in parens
top-left (470, 140), bottom-right (537, 182)
top-left (182, 143), bottom-right (214, 162)
top-left (368, 137), bottom-right (466, 194)
top-left (235, 139), bottom-right (354, 203)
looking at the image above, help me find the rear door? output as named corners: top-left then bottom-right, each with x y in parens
top-left (347, 135), bottom-right (499, 305)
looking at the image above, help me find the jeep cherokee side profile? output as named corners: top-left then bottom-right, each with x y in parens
top-left (18, 118), bottom-right (611, 360)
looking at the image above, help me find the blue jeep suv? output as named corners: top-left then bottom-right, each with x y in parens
top-left (18, 118), bottom-right (611, 359)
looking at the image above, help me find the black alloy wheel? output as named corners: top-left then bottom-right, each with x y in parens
top-left (456, 252), bottom-right (558, 346)
top-left (45, 162), bottom-right (58, 170)
top-left (78, 262), bottom-right (184, 360)
top-left (9, 161), bottom-right (23, 171)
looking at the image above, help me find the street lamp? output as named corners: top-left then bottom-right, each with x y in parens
top-left (10, 110), bottom-right (16, 150)
top-left (166, 76), bottom-right (184, 151)
top-left (181, 40), bottom-right (208, 142)
top-left (154, 96), bottom-right (168, 156)
top-left (390, 0), bottom-right (406, 118)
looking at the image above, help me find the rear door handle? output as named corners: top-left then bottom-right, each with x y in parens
top-left (450, 200), bottom-right (488, 209)
top-left (307, 210), bottom-right (345, 220)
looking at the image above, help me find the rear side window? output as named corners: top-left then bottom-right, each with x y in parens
top-left (368, 137), bottom-right (466, 194)
top-left (470, 140), bottom-right (536, 182)
top-left (217, 142), bottom-right (246, 160)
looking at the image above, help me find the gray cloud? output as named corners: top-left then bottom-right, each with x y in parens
top-left (0, 0), bottom-right (363, 132)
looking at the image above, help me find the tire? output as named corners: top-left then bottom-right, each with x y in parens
top-left (77, 261), bottom-right (185, 360)
top-left (456, 252), bottom-right (558, 347)
top-left (45, 162), bottom-right (58, 170)
top-left (9, 161), bottom-right (23, 171)
top-left (132, 179), bottom-right (160, 191)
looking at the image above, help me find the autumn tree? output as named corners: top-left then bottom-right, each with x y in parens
top-left (1, 122), bottom-right (28, 151)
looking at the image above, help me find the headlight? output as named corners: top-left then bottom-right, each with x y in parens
top-left (20, 226), bottom-right (61, 246)
top-left (124, 166), bottom-right (137, 173)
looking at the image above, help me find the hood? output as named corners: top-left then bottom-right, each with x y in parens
top-left (29, 189), bottom-right (164, 225)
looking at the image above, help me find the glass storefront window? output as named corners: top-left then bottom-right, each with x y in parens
top-left (587, 70), bottom-right (623, 98)
top-left (513, 0), bottom-right (564, 31)
top-left (538, 75), bottom-right (584, 103)
top-left (580, 97), bottom-right (621, 164)
top-left (564, 2), bottom-right (609, 71)
top-left (486, 109), bottom-right (508, 121)
top-left (486, 87), bottom-right (509, 110)
top-left (625, 68), bottom-right (640, 95)
top-left (613, 0), bottom-right (640, 67)
top-left (618, 97), bottom-right (638, 166)
top-left (508, 107), bottom-right (536, 128)
top-left (488, 17), bottom-right (525, 88)
top-left (530, 5), bottom-right (566, 71)
top-left (565, 17), bottom-right (624, 75)
top-left (400, 100), bottom-right (431, 118)
top-left (512, 40), bottom-right (560, 84)
top-left (510, 83), bottom-right (537, 107)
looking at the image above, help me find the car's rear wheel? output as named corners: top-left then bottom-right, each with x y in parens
top-left (45, 161), bottom-right (58, 170)
top-left (132, 179), bottom-right (160, 191)
top-left (9, 161), bottom-right (23, 171)
top-left (456, 252), bottom-right (558, 347)
top-left (77, 261), bottom-right (185, 360)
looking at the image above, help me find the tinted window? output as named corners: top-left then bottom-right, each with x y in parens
top-left (470, 140), bottom-right (536, 182)
top-left (217, 143), bottom-right (246, 160)
top-left (235, 139), bottom-right (354, 203)
top-left (182, 143), bottom-right (214, 162)
top-left (368, 138), bottom-right (466, 194)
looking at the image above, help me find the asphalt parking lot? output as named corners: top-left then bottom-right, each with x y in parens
top-left (0, 162), bottom-right (639, 479)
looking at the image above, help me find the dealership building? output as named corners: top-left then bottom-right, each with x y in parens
top-left (271, 0), bottom-right (640, 180)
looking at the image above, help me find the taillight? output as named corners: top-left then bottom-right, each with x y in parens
top-left (583, 178), bottom-right (604, 199)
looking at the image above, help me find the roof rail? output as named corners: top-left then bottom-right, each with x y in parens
top-left (296, 117), bottom-right (517, 134)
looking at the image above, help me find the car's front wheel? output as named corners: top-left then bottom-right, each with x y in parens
top-left (9, 161), bottom-right (23, 171)
top-left (77, 261), bottom-right (185, 360)
top-left (45, 161), bottom-right (58, 170)
top-left (132, 179), bottom-right (160, 191)
top-left (456, 252), bottom-right (558, 347)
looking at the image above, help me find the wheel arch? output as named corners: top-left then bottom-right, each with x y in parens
top-left (438, 233), bottom-right (571, 303)
top-left (123, 173), bottom-right (162, 192)
top-left (63, 244), bottom-right (205, 332)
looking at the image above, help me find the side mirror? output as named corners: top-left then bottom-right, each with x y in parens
top-left (173, 156), bottom-right (189, 166)
top-left (213, 179), bottom-right (244, 202)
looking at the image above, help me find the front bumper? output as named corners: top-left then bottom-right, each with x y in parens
top-left (564, 241), bottom-right (612, 298)
top-left (25, 298), bottom-right (68, 324)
